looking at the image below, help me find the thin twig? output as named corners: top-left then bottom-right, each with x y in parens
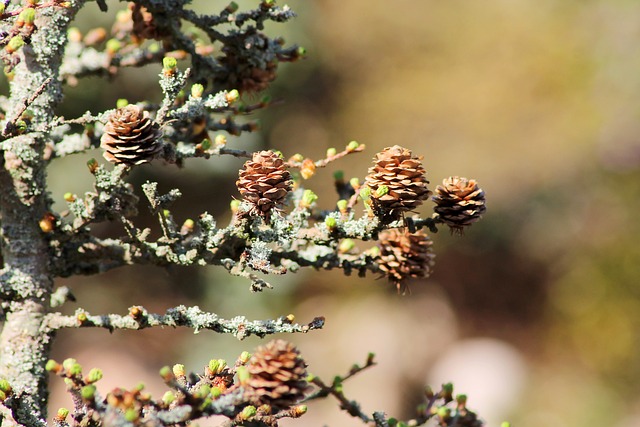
top-left (3, 77), bottom-right (52, 137)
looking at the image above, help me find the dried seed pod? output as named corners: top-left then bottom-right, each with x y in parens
top-left (100, 105), bottom-right (163, 166)
top-left (377, 228), bottom-right (435, 292)
top-left (236, 150), bottom-right (292, 220)
top-left (432, 176), bottom-right (486, 234)
top-left (364, 145), bottom-right (431, 224)
top-left (245, 339), bottom-right (310, 411)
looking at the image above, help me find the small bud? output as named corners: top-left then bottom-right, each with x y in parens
top-left (39, 213), bottom-right (56, 233)
top-left (346, 140), bottom-right (359, 152)
top-left (191, 84), bottom-right (204, 98)
top-left (85, 368), bottom-right (103, 384)
top-left (230, 199), bottom-right (241, 213)
top-left (289, 153), bottom-right (304, 163)
top-left (55, 408), bottom-right (70, 421)
top-left (214, 134), bottom-right (227, 146)
top-left (236, 366), bottom-right (250, 384)
top-left (300, 189), bottom-right (318, 208)
top-left (124, 408), bottom-right (139, 422)
top-left (501, 423), bottom-right (511, 427)
top-left (366, 245), bottom-right (381, 258)
top-left (338, 239), bottom-right (355, 254)
top-left (162, 57), bottom-right (178, 75)
top-left (105, 38), bottom-right (121, 54)
top-left (116, 98), bottom-right (128, 108)
top-left (46, 360), bottom-right (61, 373)
top-left (336, 199), bottom-right (348, 213)
top-left (194, 384), bottom-right (211, 399)
top-left (240, 405), bottom-right (257, 420)
top-left (86, 158), bottom-right (99, 174)
top-left (159, 366), bottom-right (173, 382)
top-left (375, 185), bottom-right (389, 197)
top-left (238, 351), bottom-right (251, 364)
top-left (129, 305), bottom-right (143, 319)
top-left (324, 216), bottom-right (337, 229)
top-left (83, 27), bottom-right (107, 46)
top-left (76, 311), bottom-right (88, 324)
top-left (286, 313), bottom-right (295, 323)
top-left (326, 147), bottom-right (337, 157)
top-left (180, 218), bottom-right (195, 235)
top-left (296, 46), bottom-right (307, 57)
top-left (225, 89), bottom-right (239, 103)
top-left (388, 419), bottom-right (398, 427)
top-left (359, 186), bottom-right (371, 201)
top-left (456, 394), bottom-right (467, 407)
top-left (437, 407), bottom-right (451, 420)
top-left (17, 8), bottom-right (36, 27)
top-left (172, 364), bottom-right (185, 378)
top-left (349, 177), bottom-right (360, 189)
top-left (225, 1), bottom-right (239, 13)
top-left (208, 359), bottom-right (220, 374)
top-left (5, 36), bottom-right (24, 54)
top-left (441, 382), bottom-right (454, 401)
top-left (63, 192), bottom-right (76, 202)
top-left (80, 385), bottom-right (96, 401)
top-left (262, 0), bottom-right (275, 8)
top-left (62, 358), bottom-right (78, 372)
top-left (162, 391), bottom-right (175, 405)
top-left (68, 362), bottom-right (82, 377)
top-left (300, 158), bottom-right (316, 179)
top-left (0, 391), bottom-right (6, 401)
top-left (333, 170), bottom-right (344, 181)
top-left (0, 380), bottom-right (11, 394)
top-left (424, 385), bottom-right (434, 399)
top-left (416, 403), bottom-right (427, 417)
top-left (0, 4), bottom-right (5, 15)
top-left (134, 382), bottom-right (145, 391)
top-left (210, 386), bottom-right (222, 398)
top-left (291, 405), bottom-right (307, 418)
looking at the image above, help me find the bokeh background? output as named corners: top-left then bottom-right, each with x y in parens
top-left (31, 0), bottom-right (640, 426)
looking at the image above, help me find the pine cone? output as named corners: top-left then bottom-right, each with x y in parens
top-left (377, 228), bottom-right (435, 292)
top-left (236, 150), bottom-right (292, 220)
top-left (245, 339), bottom-right (310, 411)
top-left (100, 105), bottom-right (163, 166)
top-left (364, 145), bottom-right (431, 224)
top-left (215, 31), bottom-right (278, 93)
top-left (432, 176), bottom-right (486, 234)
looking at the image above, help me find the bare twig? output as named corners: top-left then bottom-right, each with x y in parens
top-left (2, 77), bottom-right (52, 137)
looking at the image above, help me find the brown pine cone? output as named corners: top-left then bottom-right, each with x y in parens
top-left (236, 150), bottom-right (292, 221)
top-left (364, 145), bottom-right (431, 224)
top-left (100, 105), bottom-right (163, 166)
top-left (245, 339), bottom-right (310, 412)
top-left (215, 31), bottom-right (278, 93)
top-left (377, 228), bottom-right (435, 292)
top-left (432, 176), bottom-right (486, 234)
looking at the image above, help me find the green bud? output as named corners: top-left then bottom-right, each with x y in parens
top-left (301, 189), bottom-right (318, 207)
top-left (339, 239), bottom-right (355, 253)
top-left (85, 368), bottom-right (103, 384)
top-left (326, 147), bottom-right (337, 157)
top-left (437, 407), bottom-right (451, 419)
top-left (191, 83), bottom-right (204, 98)
top-left (63, 192), bottom-right (75, 202)
top-left (162, 391), bottom-right (175, 405)
top-left (134, 383), bottom-right (145, 391)
top-left (456, 394), bottom-right (467, 405)
top-left (236, 366), bottom-right (250, 384)
top-left (305, 374), bottom-right (316, 382)
top-left (336, 199), bottom-right (348, 212)
top-left (76, 311), bottom-right (88, 323)
top-left (214, 134), bottom-right (227, 146)
top-left (292, 405), bottom-right (307, 417)
top-left (238, 351), bottom-right (251, 364)
top-left (333, 170), bottom-right (344, 181)
top-left (86, 158), bottom-right (99, 174)
top-left (230, 199), bottom-right (241, 213)
top-left (0, 390), bottom-right (6, 401)
top-left (297, 46), bottom-right (307, 57)
top-left (45, 360), bottom-right (60, 372)
top-left (172, 364), bottom-right (185, 377)
top-left (375, 185), bottom-right (389, 197)
top-left (225, 1), bottom-right (239, 13)
top-left (500, 423), bottom-right (511, 427)
top-left (388, 418), bottom-right (398, 427)
top-left (80, 385), bottom-right (96, 401)
top-left (124, 408), bottom-right (139, 422)
top-left (240, 405), bottom-right (257, 420)
top-left (324, 216), bottom-right (337, 229)
top-left (226, 89), bottom-right (239, 103)
top-left (199, 138), bottom-right (212, 151)
top-left (159, 366), bottom-right (173, 382)
top-left (0, 4), bottom-right (5, 14)
top-left (0, 380), bottom-right (11, 394)
top-left (62, 358), bottom-right (78, 372)
top-left (56, 408), bottom-right (70, 420)
top-left (210, 386), bottom-right (222, 398)
top-left (105, 39), bottom-right (121, 54)
top-left (18, 8), bottom-right (36, 25)
top-left (116, 98), bottom-right (128, 108)
top-left (208, 359), bottom-right (220, 374)
top-left (349, 177), bottom-right (360, 188)
top-left (162, 56), bottom-right (177, 71)
top-left (442, 382), bottom-right (454, 400)
top-left (195, 384), bottom-right (210, 398)
top-left (6, 36), bottom-right (24, 53)
top-left (290, 153), bottom-right (304, 163)
top-left (346, 140), bottom-right (359, 151)
top-left (15, 120), bottom-right (27, 133)
top-left (69, 363), bottom-right (82, 377)
top-left (262, 0), bottom-right (275, 7)
top-left (366, 352), bottom-right (375, 364)
top-left (359, 186), bottom-right (371, 200)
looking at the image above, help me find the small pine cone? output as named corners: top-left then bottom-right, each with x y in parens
top-left (236, 150), bottom-right (292, 220)
top-left (245, 339), bottom-right (310, 411)
top-left (377, 228), bottom-right (435, 292)
top-left (100, 105), bottom-right (163, 166)
top-left (364, 145), bottom-right (431, 224)
top-left (432, 176), bottom-right (486, 234)
top-left (215, 31), bottom-right (278, 93)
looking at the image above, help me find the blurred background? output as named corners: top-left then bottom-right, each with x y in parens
top-left (32, 0), bottom-right (640, 425)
